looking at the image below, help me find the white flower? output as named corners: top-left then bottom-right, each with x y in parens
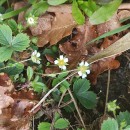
top-left (54, 55), bottom-right (68, 70)
top-left (31, 50), bottom-right (41, 64)
top-left (78, 61), bottom-right (90, 78)
top-left (0, 14), bottom-right (3, 21)
top-left (26, 15), bottom-right (37, 26)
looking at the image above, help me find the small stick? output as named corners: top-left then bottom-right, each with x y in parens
top-left (68, 88), bottom-right (86, 129)
top-left (104, 70), bottom-right (111, 115)
top-left (30, 72), bottom-right (77, 113)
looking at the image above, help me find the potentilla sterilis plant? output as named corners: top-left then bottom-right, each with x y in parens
top-left (54, 55), bottom-right (68, 70)
top-left (78, 61), bottom-right (90, 78)
top-left (26, 14), bottom-right (38, 26)
top-left (31, 50), bottom-right (41, 64)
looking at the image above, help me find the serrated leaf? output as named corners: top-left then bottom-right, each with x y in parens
top-left (47, 0), bottom-right (68, 5)
top-left (38, 122), bottom-right (51, 130)
top-left (54, 118), bottom-right (69, 129)
top-left (117, 111), bottom-right (130, 128)
top-left (101, 118), bottom-right (118, 130)
top-left (0, 24), bottom-right (12, 46)
top-left (32, 81), bottom-right (47, 93)
top-left (72, 0), bottom-right (85, 25)
top-left (8, 19), bottom-right (18, 33)
top-left (89, 0), bottom-right (122, 25)
top-left (4, 61), bottom-right (24, 75)
top-left (27, 66), bottom-right (34, 81)
top-left (12, 33), bottom-right (30, 52)
top-left (73, 79), bottom-right (97, 109)
top-left (0, 47), bottom-right (13, 62)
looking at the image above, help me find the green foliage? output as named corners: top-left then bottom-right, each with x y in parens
top-left (101, 118), bottom-right (118, 130)
top-left (0, 25), bottom-right (30, 62)
top-left (79, 0), bottom-right (99, 17)
top-left (54, 118), bottom-right (69, 129)
top-left (73, 79), bottom-right (97, 109)
top-left (72, 0), bottom-right (85, 25)
top-left (117, 111), bottom-right (130, 129)
top-left (31, 81), bottom-right (47, 93)
top-left (63, 94), bottom-right (75, 112)
top-left (38, 122), bottom-right (51, 130)
top-left (47, 0), bottom-right (68, 5)
top-left (27, 66), bottom-right (34, 81)
top-left (89, 0), bottom-right (122, 25)
top-left (26, 1), bottom-right (49, 17)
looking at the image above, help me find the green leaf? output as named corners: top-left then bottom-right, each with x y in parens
top-left (117, 111), bottom-right (130, 128)
top-left (0, 47), bottom-right (13, 62)
top-left (4, 61), bottom-right (24, 75)
top-left (124, 125), bottom-right (130, 130)
top-left (27, 66), bottom-right (34, 81)
top-left (8, 19), bottom-right (18, 34)
top-left (63, 94), bottom-right (75, 112)
top-left (0, 24), bottom-right (12, 46)
top-left (47, 0), bottom-right (68, 5)
top-left (73, 79), bottom-right (97, 109)
top-left (38, 122), bottom-right (51, 130)
top-left (32, 81), bottom-right (47, 93)
top-left (72, 0), bottom-right (85, 25)
top-left (31, 1), bottom-right (49, 16)
top-left (79, 0), bottom-right (99, 17)
top-left (101, 118), bottom-right (118, 130)
top-left (12, 33), bottom-right (30, 52)
top-left (54, 118), bottom-right (69, 129)
top-left (89, 0), bottom-right (122, 25)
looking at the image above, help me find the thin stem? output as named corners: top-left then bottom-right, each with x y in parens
top-left (68, 88), bottom-right (86, 130)
top-left (0, 59), bottom-right (31, 71)
top-left (30, 72), bottom-right (77, 113)
top-left (104, 70), bottom-right (111, 115)
top-left (34, 69), bottom-right (78, 77)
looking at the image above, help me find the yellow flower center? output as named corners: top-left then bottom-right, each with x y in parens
top-left (79, 66), bottom-right (88, 73)
top-left (58, 59), bottom-right (65, 66)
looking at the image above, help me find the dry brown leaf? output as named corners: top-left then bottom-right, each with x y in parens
top-left (37, 8), bottom-right (77, 47)
top-left (118, 10), bottom-right (130, 21)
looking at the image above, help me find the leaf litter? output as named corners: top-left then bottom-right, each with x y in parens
top-left (1, 1), bottom-right (130, 130)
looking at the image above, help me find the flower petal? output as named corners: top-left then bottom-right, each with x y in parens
top-left (64, 58), bottom-right (68, 62)
top-left (85, 62), bottom-right (89, 66)
top-left (86, 70), bottom-right (90, 74)
top-left (78, 71), bottom-right (82, 76)
top-left (62, 66), bottom-right (66, 70)
top-left (60, 55), bottom-right (64, 60)
top-left (36, 52), bottom-right (40, 57)
top-left (54, 60), bottom-right (58, 64)
top-left (79, 61), bottom-right (84, 66)
top-left (82, 74), bottom-right (87, 78)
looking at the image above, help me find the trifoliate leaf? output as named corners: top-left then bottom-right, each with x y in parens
top-left (47, 0), bottom-right (68, 5)
top-left (54, 118), bottom-right (69, 129)
top-left (12, 33), bottom-right (30, 52)
top-left (72, 0), bottom-right (85, 25)
top-left (73, 79), bottom-right (97, 109)
top-left (38, 122), bottom-right (51, 130)
top-left (101, 118), bottom-right (118, 130)
top-left (0, 47), bottom-right (13, 62)
top-left (89, 0), bottom-right (122, 25)
top-left (0, 24), bottom-right (12, 46)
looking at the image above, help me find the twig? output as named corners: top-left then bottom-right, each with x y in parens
top-left (58, 92), bottom-right (66, 107)
top-left (104, 70), bottom-right (111, 115)
top-left (68, 88), bottom-right (86, 130)
top-left (59, 100), bottom-right (73, 108)
top-left (30, 72), bottom-right (77, 113)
